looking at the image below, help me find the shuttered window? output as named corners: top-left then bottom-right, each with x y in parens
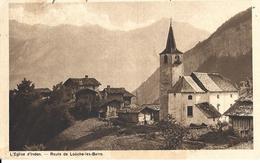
top-left (187, 106), bottom-right (193, 117)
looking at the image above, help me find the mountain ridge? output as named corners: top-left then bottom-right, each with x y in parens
top-left (10, 18), bottom-right (210, 91)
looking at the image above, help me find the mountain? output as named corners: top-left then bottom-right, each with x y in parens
top-left (133, 8), bottom-right (252, 105)
top-left (9, 18), bottom-right (209, 91)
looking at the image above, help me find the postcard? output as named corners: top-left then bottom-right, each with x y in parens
top-left (0, 0), bottom-right (260, 159)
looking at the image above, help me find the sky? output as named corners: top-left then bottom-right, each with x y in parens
top-left (9, 0), bottom-right (251, 33)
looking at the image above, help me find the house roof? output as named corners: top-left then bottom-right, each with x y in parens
top-left (169, 76), bottom-right (205, 93)
top-left (191, 72), bottom-right (223, 92)
top-left (170, 72), bottom-right (237, 93)
top-left (64, 77), bottom-right (101, 87)
top-left (118, 104), bottom-right (159, 114)
top-left (195, 102), bottom-right (221, 118)
top-left (141, 104), bottom-right (160, 111)
top-left (102, 88), bottom-right (135, 97)
top-left (207, 73), bottom-right (238, 92)
top-left (160, 24), bottom-right (183, 55)
top-left (224, 93), bottom-right (253, 117)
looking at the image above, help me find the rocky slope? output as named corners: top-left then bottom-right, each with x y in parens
top-left (133, 8), bottom-right (252, 105)
top-left (10, 19), bottom-right (209, 91)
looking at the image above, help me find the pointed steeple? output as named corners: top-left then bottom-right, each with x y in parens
top-left (160, 20), bottom-right (183, 55)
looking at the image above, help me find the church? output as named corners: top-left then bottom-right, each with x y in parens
top-left (159, 21), bottom-right (239, 126)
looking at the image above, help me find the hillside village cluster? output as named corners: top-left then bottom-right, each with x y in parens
top-left (34, 22), bottom-right (253, 138)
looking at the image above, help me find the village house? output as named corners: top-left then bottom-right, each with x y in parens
top-left (98, 99), bottom-right (124, 118)
top-left (97, 86), bottom-right (135, 119)
top-left (75, 88), bottom-right (100, 116)
top-left (224, 92), bottom-right (253, 138)
top-left (63, 75), bottom-right (101, 98)
top-left (101, 85), bottom-right (134, 107)
top-left (79, 85), bottom-right (134, 119)
top-left (159, 21), bottom-right (239, 126)
top-left (118, 104), bottom-right (160, 124)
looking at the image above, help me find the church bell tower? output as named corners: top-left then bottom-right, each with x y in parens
top-left (159, 20), bottom-right (184, 120)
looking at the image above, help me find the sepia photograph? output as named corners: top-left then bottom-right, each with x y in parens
top-left (6, 0), bottom-right (254, 152)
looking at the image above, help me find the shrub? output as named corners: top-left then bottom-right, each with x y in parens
top-left (158, 115), bottom-right (187, 150)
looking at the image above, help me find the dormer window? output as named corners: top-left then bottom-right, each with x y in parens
top-left (164, 55), bottom-right (168, 64)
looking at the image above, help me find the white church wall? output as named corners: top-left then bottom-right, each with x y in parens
top-left (209, 92), bottom-right (239, 115)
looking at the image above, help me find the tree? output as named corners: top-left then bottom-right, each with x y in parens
top-left (158, 115), bottom-right (187, 150)
top-left (10, 78), bottom-right (37, 150)
top-left (15, 78), bottom-right (35, 95)
top-left (50, 82), bottom-right (73, 104)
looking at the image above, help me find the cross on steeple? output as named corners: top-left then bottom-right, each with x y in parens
top-left (160, 0), bottom-right (182, 55)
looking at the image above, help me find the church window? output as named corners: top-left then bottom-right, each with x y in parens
top-left (188, 95), bottom-right (192, 100)
top-left (217, 94), bottom-right (220, 99)
top-left (230, 94), bottom-right (233, 98)
top-left (164, 55), bottom-right (168, 64)
top-left (187, 106), bottom-right (193, 117)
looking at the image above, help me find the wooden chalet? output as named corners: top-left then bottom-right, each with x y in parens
top-left (101, 85), bottom-right (135, 107)
top-left (118, 104), bottom-right (160, 124)
top-left (63, 75), bottom-right (101, 98)
top-left (224, 92), bottom-right (253, 138)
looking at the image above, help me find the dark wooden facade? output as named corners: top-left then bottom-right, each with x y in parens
top-left (98, 100), bottom-right (123, 119)
top-left (75, 88), bottom-right (99, 116)
top-left (118, 106), bottom-right (159, 124)
top-left (229, 116), bottom-right (253, 138)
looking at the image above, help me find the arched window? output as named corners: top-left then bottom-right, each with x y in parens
top-left (188, 95), bottom-right (192, 100)
top-left (217, 104), bottom-right (220, 111)
top-left (164, 55), bottom-right (168, 64)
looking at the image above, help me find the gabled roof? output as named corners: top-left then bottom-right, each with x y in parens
top-left (170, 72), bottom-right (238, 94)
top-left (224, 93), bottom-right (253, 117)
top-left (191, 72), bottom-right (238, 92)
top-left (160, 23), bottom-right (183, 55)
top-left (208, 73), bottom-right (238, 92)
top-left (169, 76), bottom-right (205, 93)
top-left (64, 77), bottom-right (101, 87)
top-left (195, 102), bottom-right (221, 118)
top-left (118, 104), bottom-right (159, 114)
top-left (191, 72), bottom-right (222, 92)
top-left (141, 104), bottom-right (160, 111)
top-left (102, 88), bottom-right (135, 97)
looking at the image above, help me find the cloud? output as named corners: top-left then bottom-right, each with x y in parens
top-left (9, 3), bottom-right (155, 31)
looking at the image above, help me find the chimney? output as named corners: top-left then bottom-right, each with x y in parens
top-left (85, 75), bottom-right (88, 78)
